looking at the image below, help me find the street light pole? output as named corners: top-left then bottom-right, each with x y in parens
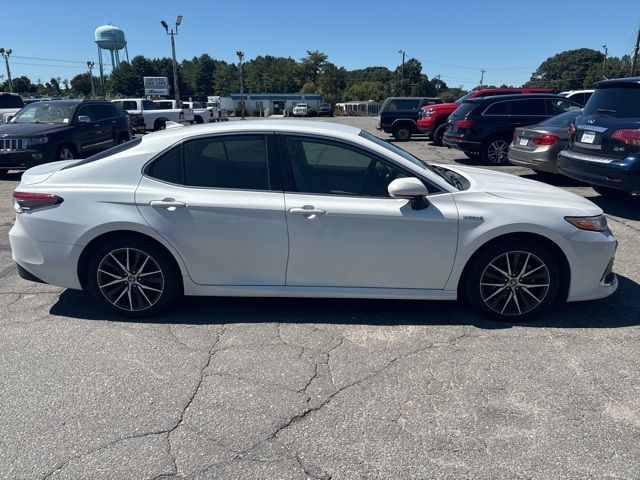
top-left (87, 61), bottom-right (96, 98)
top-left (0, 48), bottom-right (13, 93)
top-left (237, 50), bottom-right (245, 120)
top-left (479, 68), bottom-right (486, 87)
top-left (602, 44), bottom-right (608, 79)
top-left (398, 50), bottom-right (406, 95)
top-left (161, 16), bottom-right (182, 106)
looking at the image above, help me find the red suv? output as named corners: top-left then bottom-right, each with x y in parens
top-left (417, 88), bottom-right (554, 146)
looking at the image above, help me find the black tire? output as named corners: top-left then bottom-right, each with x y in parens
top-left (117, 134), bottom-right (130, 145)
top-left (593, 185), bottom-right (631, 197)
top-left (481, 136), bottom-right (511, 165)
top-left (464, 151), bottom-right (480, 159)
top-left (432, 123), bottom-right (447, 146)
top-left (392, 125), bottom-right (412, 141)
top-left (86, 237), bottom-right (182, 318)
top-left (154, 119), bottom-right (167, 131)
top-left (463, 238), bottom-right (561, 322)
top-left (194, 116), bottom-right (204, 124)
top-left (56, 144), bottom-right (76, 161)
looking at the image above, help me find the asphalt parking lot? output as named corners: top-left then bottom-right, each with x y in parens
top-left (1, 116), bottom-right (640, 479)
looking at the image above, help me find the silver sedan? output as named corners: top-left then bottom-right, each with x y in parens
top-left (508, 109), bottom-right (582, 174)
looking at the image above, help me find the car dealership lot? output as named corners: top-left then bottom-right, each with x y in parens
top-left (1, 117), bottom-right (640, 479)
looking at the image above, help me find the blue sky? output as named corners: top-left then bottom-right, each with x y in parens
top-left (2, 0), bottom-right (639, 90)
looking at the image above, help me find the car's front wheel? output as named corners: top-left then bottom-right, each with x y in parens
top-left (392, 126), bottom-right (412, 141)
top-left (463, 239), bottom-right (560, 321)
top-left (87, 237), bottom-right (181, 317)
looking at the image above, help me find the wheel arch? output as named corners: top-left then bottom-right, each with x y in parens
top-left (456, 231), bottom-right (571, 303)
top-left (77, 229), bottom-right (186, 289)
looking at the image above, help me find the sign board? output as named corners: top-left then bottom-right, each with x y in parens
top-left (144, 76), bottom-right (170, 96)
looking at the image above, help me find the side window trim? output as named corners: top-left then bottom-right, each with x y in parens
top-left (274, 132), bottom-right (440, 198)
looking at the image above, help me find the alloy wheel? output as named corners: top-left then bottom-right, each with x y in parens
top-left (487, 139), bottom-right (509, 164)
top-left (59, 147), bottom-right (75, 160)
top-left (479, 251), bottom-right (550, 316)
top-left (96, 248), bottom-right (164, 312)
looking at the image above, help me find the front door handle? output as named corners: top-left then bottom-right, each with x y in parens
top-left (150, 198), bottom-right (187, 210)
top-left (289, 207), bottom-right (326, 217)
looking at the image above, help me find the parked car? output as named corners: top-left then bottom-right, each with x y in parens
top-left (0, 92), bottom-right (25, 124)
top-left (183, 101), bottom-right (222, 123)
top-left (558, 77), bottom-right (640, 196)
top-left (443, 94), bottom-right (581, 164)
top-left (558, 89), bottom-right (594, 106)
top-left (111, 98), bottom-right (192, 132)
top-left (417, 88), bottom-right (554, 146)
top-left (0, 99), bottom-right (130, 174)
top-left (377, 97), bottom-right (444, 141)
top-left (150, 99), bottom-right (196, 124)
top-left (508, 109), bottom-right (582, 174)
top-left (10, 120), bottom-right (617, 321)
top-left (317, 103), bottom-right (333, 117)
top-left (293, 103), bottom-right (310, 116)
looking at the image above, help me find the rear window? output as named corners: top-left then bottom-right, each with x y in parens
top-left (537, 109), bottom-right (582, 128)
top-left (0, 95), bottom-right (24, 109)
top-left (450, 101), bottom-right (477, 118)
top-left (583, 86), bottom-right (640, 118)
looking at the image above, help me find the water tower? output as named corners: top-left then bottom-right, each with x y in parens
top-left (94, 24), bottom-right (130, 94)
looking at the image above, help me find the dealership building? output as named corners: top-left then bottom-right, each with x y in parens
top-left (230, 93), bottom-right (323, 115)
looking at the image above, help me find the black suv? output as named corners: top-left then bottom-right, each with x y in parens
top-left (377, 97), bottom-right (444, 141)
top-left (442, 94), bottom-right (581, 164)
top-left (558, 77), bottom-right (640, 196)
top-left (0, 99), bottom-right (130, 174)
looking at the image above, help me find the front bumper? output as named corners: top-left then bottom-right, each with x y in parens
top-left (558, 149), bottom-right (640, 193)
top-left (0, 148), bottom-right (53, 170)
top-left (416, 119), bottom-right (435, 134)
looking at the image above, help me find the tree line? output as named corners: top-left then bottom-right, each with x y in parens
top-left (1, 48), bottom-right (634, 102)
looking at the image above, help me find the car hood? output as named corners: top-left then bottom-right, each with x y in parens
top-left (448, 165), bottom-right (601, 215)
top-left (422, 102), bottom-right (459, 112)
top-left (0, 122), bottom-right (70, 136)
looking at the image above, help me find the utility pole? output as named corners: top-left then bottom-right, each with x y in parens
top-left (237, 50), bottom-right (245, 120)
top-left (87, 61), bottom-right (96, 98)
top-left (602, 44), bottom-right (608, 79)
top-left (434, 74), bottom-right (442, 95)
top-left (398, 50), bottom-right (406, 95)
top-left (161, 15), bottom-right (183, 106)
top-left (631, 26), bottom-right (640, 77)
top-left (0, 48), bottom-right (13, 93)
top-left (479, 68), bottom-right (486, 87)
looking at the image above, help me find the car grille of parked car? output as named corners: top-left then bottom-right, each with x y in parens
top-left (0, 138), bottom-right (27, 151)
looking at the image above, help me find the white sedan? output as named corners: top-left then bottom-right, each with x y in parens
top-left (10, 121), bottom-right (617, 320)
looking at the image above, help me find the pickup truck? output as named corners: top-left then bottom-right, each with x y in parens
top-left (111, 98), bottom-right (194, 132)
top-left (181, 101), bottom-right (225, 123)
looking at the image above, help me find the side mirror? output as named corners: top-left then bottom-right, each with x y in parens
top-left (5, 115), bottom-right (13, 123)
top-left (77, 115), bottom-right (91, 124)
top-left (388, 177), bottom-right (430, 210)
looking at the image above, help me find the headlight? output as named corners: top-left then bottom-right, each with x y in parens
top-left (425, 109), bottom-right (435, 117)
top-left (28, 136), bottom-right (49, 146)
top-left (565, 215), bottom-right (608, 232)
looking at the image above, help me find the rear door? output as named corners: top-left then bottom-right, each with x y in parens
top-left (135, 133), bottom-right (289, 286)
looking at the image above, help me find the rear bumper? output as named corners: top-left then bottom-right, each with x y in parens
top-left (557, 150), bottom-right (640, 193)
top-left (508, 146), bottom-right (559, 173)
top-left (442, 133), bottom-right (482, 153)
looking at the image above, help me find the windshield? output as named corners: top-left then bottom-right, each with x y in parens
top-left (10, 103), bottom-right (75, 124)
top-left (455, 92), bottom-right (474, 103)
top-left (583, 86), bottom-right (640, 118)
top-left (359, 130), bottom-right (465, 190)
top-left (538, 109), bottom-right (582, 127)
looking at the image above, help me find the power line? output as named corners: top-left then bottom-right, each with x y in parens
top-left (12, 55), bottom-right (90, 64)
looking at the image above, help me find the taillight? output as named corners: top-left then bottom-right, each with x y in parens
top-left (568, 123), bottom-right (576, 137)
top-left (456, 118), bottom-right (473, 129)
top-left (532, 134), bottom-right (560, 145)
top-left (13, 192), bottom-right (63, 213)
top-left (611, 129), bottom-right (640, 146)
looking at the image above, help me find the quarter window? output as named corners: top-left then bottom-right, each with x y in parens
top-left (283, 136), bottom-right (407, 197)
top-left (183, 135), bottom-right (269, 190)
top-left (387, 99), bottom-right (421, 111)
top-left (146, 146), bottom-right (183, 184)
top-left (547, 99), bottom-right (582, 116)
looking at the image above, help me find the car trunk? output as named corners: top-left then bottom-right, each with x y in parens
top-left (573, 115), bottom-right (640, 160)
top-left (513, 126), bottom-right (569, 152)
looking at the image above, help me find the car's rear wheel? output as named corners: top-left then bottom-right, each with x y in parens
top-left (482, 137), bottom-right (510, 164)
top-left (154, 119), bottom-right (167, 131)
top-left (463, 239), bottom-right (560, 321)
top-left (432, 123), bottom-right (447, 146)
top-left (393, 126), bottom-right (412, 141)
top-left (87, 238), bottom-right (181, 317)
top-left (593, 185), bottom-right (631, 197)
top-left (56, 144), bottom-right (75, 161)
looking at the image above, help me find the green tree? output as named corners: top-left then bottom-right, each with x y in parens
top-left (70, 73), bottom-right (95, 96)
top-left (342, 81), bottom-right (385, 102)
top-left (526, 48), bottom-right (604, 90)
top-left (299, 50), bottom-right (328, 85)
top-left (213, 62), bottom-right (239, 95)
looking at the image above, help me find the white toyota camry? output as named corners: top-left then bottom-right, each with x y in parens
top-left (10, 120), bottom-right (617, 320)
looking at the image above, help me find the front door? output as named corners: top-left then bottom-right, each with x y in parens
top-left (135, 133), bottom-right (289, 286)
top-left (74, 105), bottom-right (113, 154)
top-left (279, 135), bottom-right (459, 290)
top-left (272, 101), bottom-right (284, 115)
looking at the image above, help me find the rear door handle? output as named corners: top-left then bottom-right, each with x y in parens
top-left (289, 207), bottom-right (326, 216)
top-left (150, 198), bottom-right (187, 209)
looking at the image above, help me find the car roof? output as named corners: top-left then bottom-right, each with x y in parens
top-left (595, 76), bottom-right (640, 88)
top-left (140, 120), bottom-right (362, 145)
top-left (464, 93), bottom-right (566, 103)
